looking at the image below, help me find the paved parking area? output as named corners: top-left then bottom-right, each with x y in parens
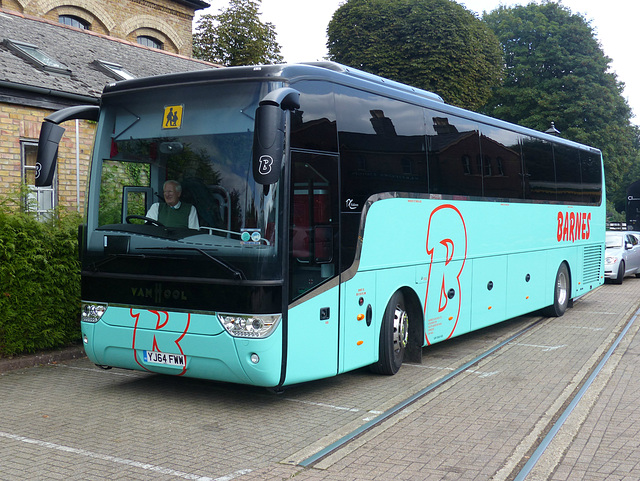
top-left (1, 279), bottom-right (639, 480)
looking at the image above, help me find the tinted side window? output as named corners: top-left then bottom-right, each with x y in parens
top-left (426, 112), bottom-right (481, 197)
top-left (290, 81), bottom-right (338, 152)
top-left (581, 152), bottom-right (602, 205)
top-left (479, 126), bottom-right (524, 200)
top-left (554, 144), bottom-right (582, 204)
top-left (522, 137), bottom-right (555, 201)
top-left (336, 85), bottom-right (427, 213)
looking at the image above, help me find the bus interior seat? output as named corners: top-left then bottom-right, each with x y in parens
top-left (181, 178), bottom-right (225, 229)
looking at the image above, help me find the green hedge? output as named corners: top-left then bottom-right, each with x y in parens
top-left (0, 201), bottom-right (82, 357)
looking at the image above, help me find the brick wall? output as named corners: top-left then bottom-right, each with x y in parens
top-left (1, 0), bottom-right (198, 56)
top-left (0, 103), bottom-right (96, 214)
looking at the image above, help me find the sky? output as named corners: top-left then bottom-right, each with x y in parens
top-left (196, 1), bottom-right (639, 125)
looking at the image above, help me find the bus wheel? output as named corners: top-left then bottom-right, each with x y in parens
top-left (544, 263), bottom-right (570, 317)
top-left (370, 291), bottom-right (409, 375)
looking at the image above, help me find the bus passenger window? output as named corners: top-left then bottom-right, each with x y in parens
top-left (554, 145), bottom-right (582, 204)
top-left (479, 126), bottom-right (525, 200)
top-left (426, 114), bottom-right (481, 198)
top-left (521, 138), bottom-right (556, 202)
top-left (582, 153), bottom-right (602, 205)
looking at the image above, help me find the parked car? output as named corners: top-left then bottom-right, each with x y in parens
top-left (604, 231), bottom-right (640, 284)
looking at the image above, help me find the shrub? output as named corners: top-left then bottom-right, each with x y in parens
top-left (0, 196), bottom-right (82, 357)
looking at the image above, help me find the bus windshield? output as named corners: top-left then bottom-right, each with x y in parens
top-left (85, 80), bottom-right (284, 281)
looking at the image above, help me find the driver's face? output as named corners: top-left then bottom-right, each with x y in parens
top-left (163, 184), bottom-right (181, 207)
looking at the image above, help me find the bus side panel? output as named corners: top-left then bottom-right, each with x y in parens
top-left (423, 259), bottom-right (471, 344)
top-left (506, 251), bottom-right (548, 319)
top-left (285, 286), bottom-right (340, 385)
top-left (470, 256), bottom-right (507, 330)
top-left (340, 271), bottom-right (378, 373)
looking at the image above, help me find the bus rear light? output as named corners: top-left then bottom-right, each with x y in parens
top-left (82, 303), bottom-right (107, 323)
top-left (217, 313), bottom-right (281, 338)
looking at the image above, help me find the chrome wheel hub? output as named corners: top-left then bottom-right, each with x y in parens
top-left (393, 306), bottom-right (409, 353)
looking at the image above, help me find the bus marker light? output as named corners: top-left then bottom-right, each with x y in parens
top-left (488, 306), bottom-right (492, 310)
top-left (357, 341), bottom-right (364, 346)
top-left (526, 296), bottom-right (530, 299)
top-left (357, 314), bottom-right (365, 321)
top-left (250, 353), bottom-right (260, 364)
top-left (449, 316), bottom-right (453, 321)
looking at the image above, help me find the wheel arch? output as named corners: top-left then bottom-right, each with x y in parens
top-left (398, 286), bottom-right (424, 363)
top-left (562, 259), bottom-right (573, 298)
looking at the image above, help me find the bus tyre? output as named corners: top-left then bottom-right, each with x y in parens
top-left (544, 263), bottom-right (570, 317)
top-left (370, 291), bottom-right (409, 375)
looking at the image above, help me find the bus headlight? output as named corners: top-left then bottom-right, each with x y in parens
top-left (217, 313), bottom-right (281, 338)
top-left (82, 303), bottom-right (108, 323)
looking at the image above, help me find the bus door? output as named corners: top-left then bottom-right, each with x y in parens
top-left (285, 151), bottom-right (340, 384)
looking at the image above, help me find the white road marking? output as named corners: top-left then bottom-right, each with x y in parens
top-left (565, 326), bottom-right (605, 331)
top-left (0, 431), bottom-right (250, 481)
top-left (513, 343), bottom-right (567, 352)
top-left (57, 365), bottom-right (141, 377)
top-left (283, 398), bottom-right (360, 412)
top-left (409, 364), bottom-right (499, 377)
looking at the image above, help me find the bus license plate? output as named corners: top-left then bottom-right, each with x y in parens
top-left (143, 351), bottom-right (186, 367)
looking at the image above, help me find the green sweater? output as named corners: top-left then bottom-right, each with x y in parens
top-left (158, 202), bottom-right (193, 228)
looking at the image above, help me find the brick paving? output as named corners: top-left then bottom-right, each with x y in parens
top-left (241, 279), bottom-right (640, 480)
top-left (1, 280), bottom-right (640, 480)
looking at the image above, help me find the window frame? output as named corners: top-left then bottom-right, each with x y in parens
top-left (21, 140), bottom-right (56, 220)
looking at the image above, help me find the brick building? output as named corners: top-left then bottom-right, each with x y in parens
top-left (0, 2), bottom-right (218, 217)
top-left (0, 0), bottom-right (209, 56)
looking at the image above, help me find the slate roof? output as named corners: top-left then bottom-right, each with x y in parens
top-left (0, 8), bottom-right (218, 107)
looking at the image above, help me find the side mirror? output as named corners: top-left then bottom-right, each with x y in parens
top-left (35, 105), bottom-right (100, 187)
top-left (252, 103), bottom-right (285, 185)
top-left (36, 121), bottom-right (65, 187)
top-left (252, 88), bottom-right (300, 186)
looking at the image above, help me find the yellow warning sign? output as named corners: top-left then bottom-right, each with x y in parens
top-left (163, 105), bottom-right (183, 129)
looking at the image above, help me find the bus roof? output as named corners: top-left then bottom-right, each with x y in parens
top-left (101, 61), bottom-right (601, 155)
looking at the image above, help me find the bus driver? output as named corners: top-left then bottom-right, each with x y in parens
top-left (146, 180), bottom-right (200, 230)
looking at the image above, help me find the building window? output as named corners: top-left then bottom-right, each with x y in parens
top-left (94, 60), bottom-right (135, 81)
top-left (462, 155), bottom-right (471, 175)
top-left (137, 35), bottom-right (163, 50)
top-left (2, 39), bottom-right (71, 75)
top-left (59, 15), bottom-right (89, 29)
top-left (22, 141), bottom-right (55, 220)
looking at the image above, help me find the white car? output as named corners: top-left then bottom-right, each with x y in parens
top-left (605, 231), bottom-right (640, 284)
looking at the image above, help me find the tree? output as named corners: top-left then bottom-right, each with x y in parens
top-left (327, 0), bottom-right (503, 110)
top-left (193, 0), bottom-right (283, 66)
top-left (482, 2), bottom-right (637, 210)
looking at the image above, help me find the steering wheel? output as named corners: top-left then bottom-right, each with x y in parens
top-left (125, 215), bottom-right (165, 227)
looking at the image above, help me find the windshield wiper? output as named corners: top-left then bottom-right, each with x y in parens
top-left (146, 246), bottom-right (246, 280)
top-left (87, 253), bottom-right (147, 271)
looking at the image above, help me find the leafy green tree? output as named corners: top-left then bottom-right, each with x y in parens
top-left (327, 0), bottom-right (503, 110)
top-left (483, 2), bottom-right (637, 209)
top-left (193, 0), bottom-right (283, 66)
